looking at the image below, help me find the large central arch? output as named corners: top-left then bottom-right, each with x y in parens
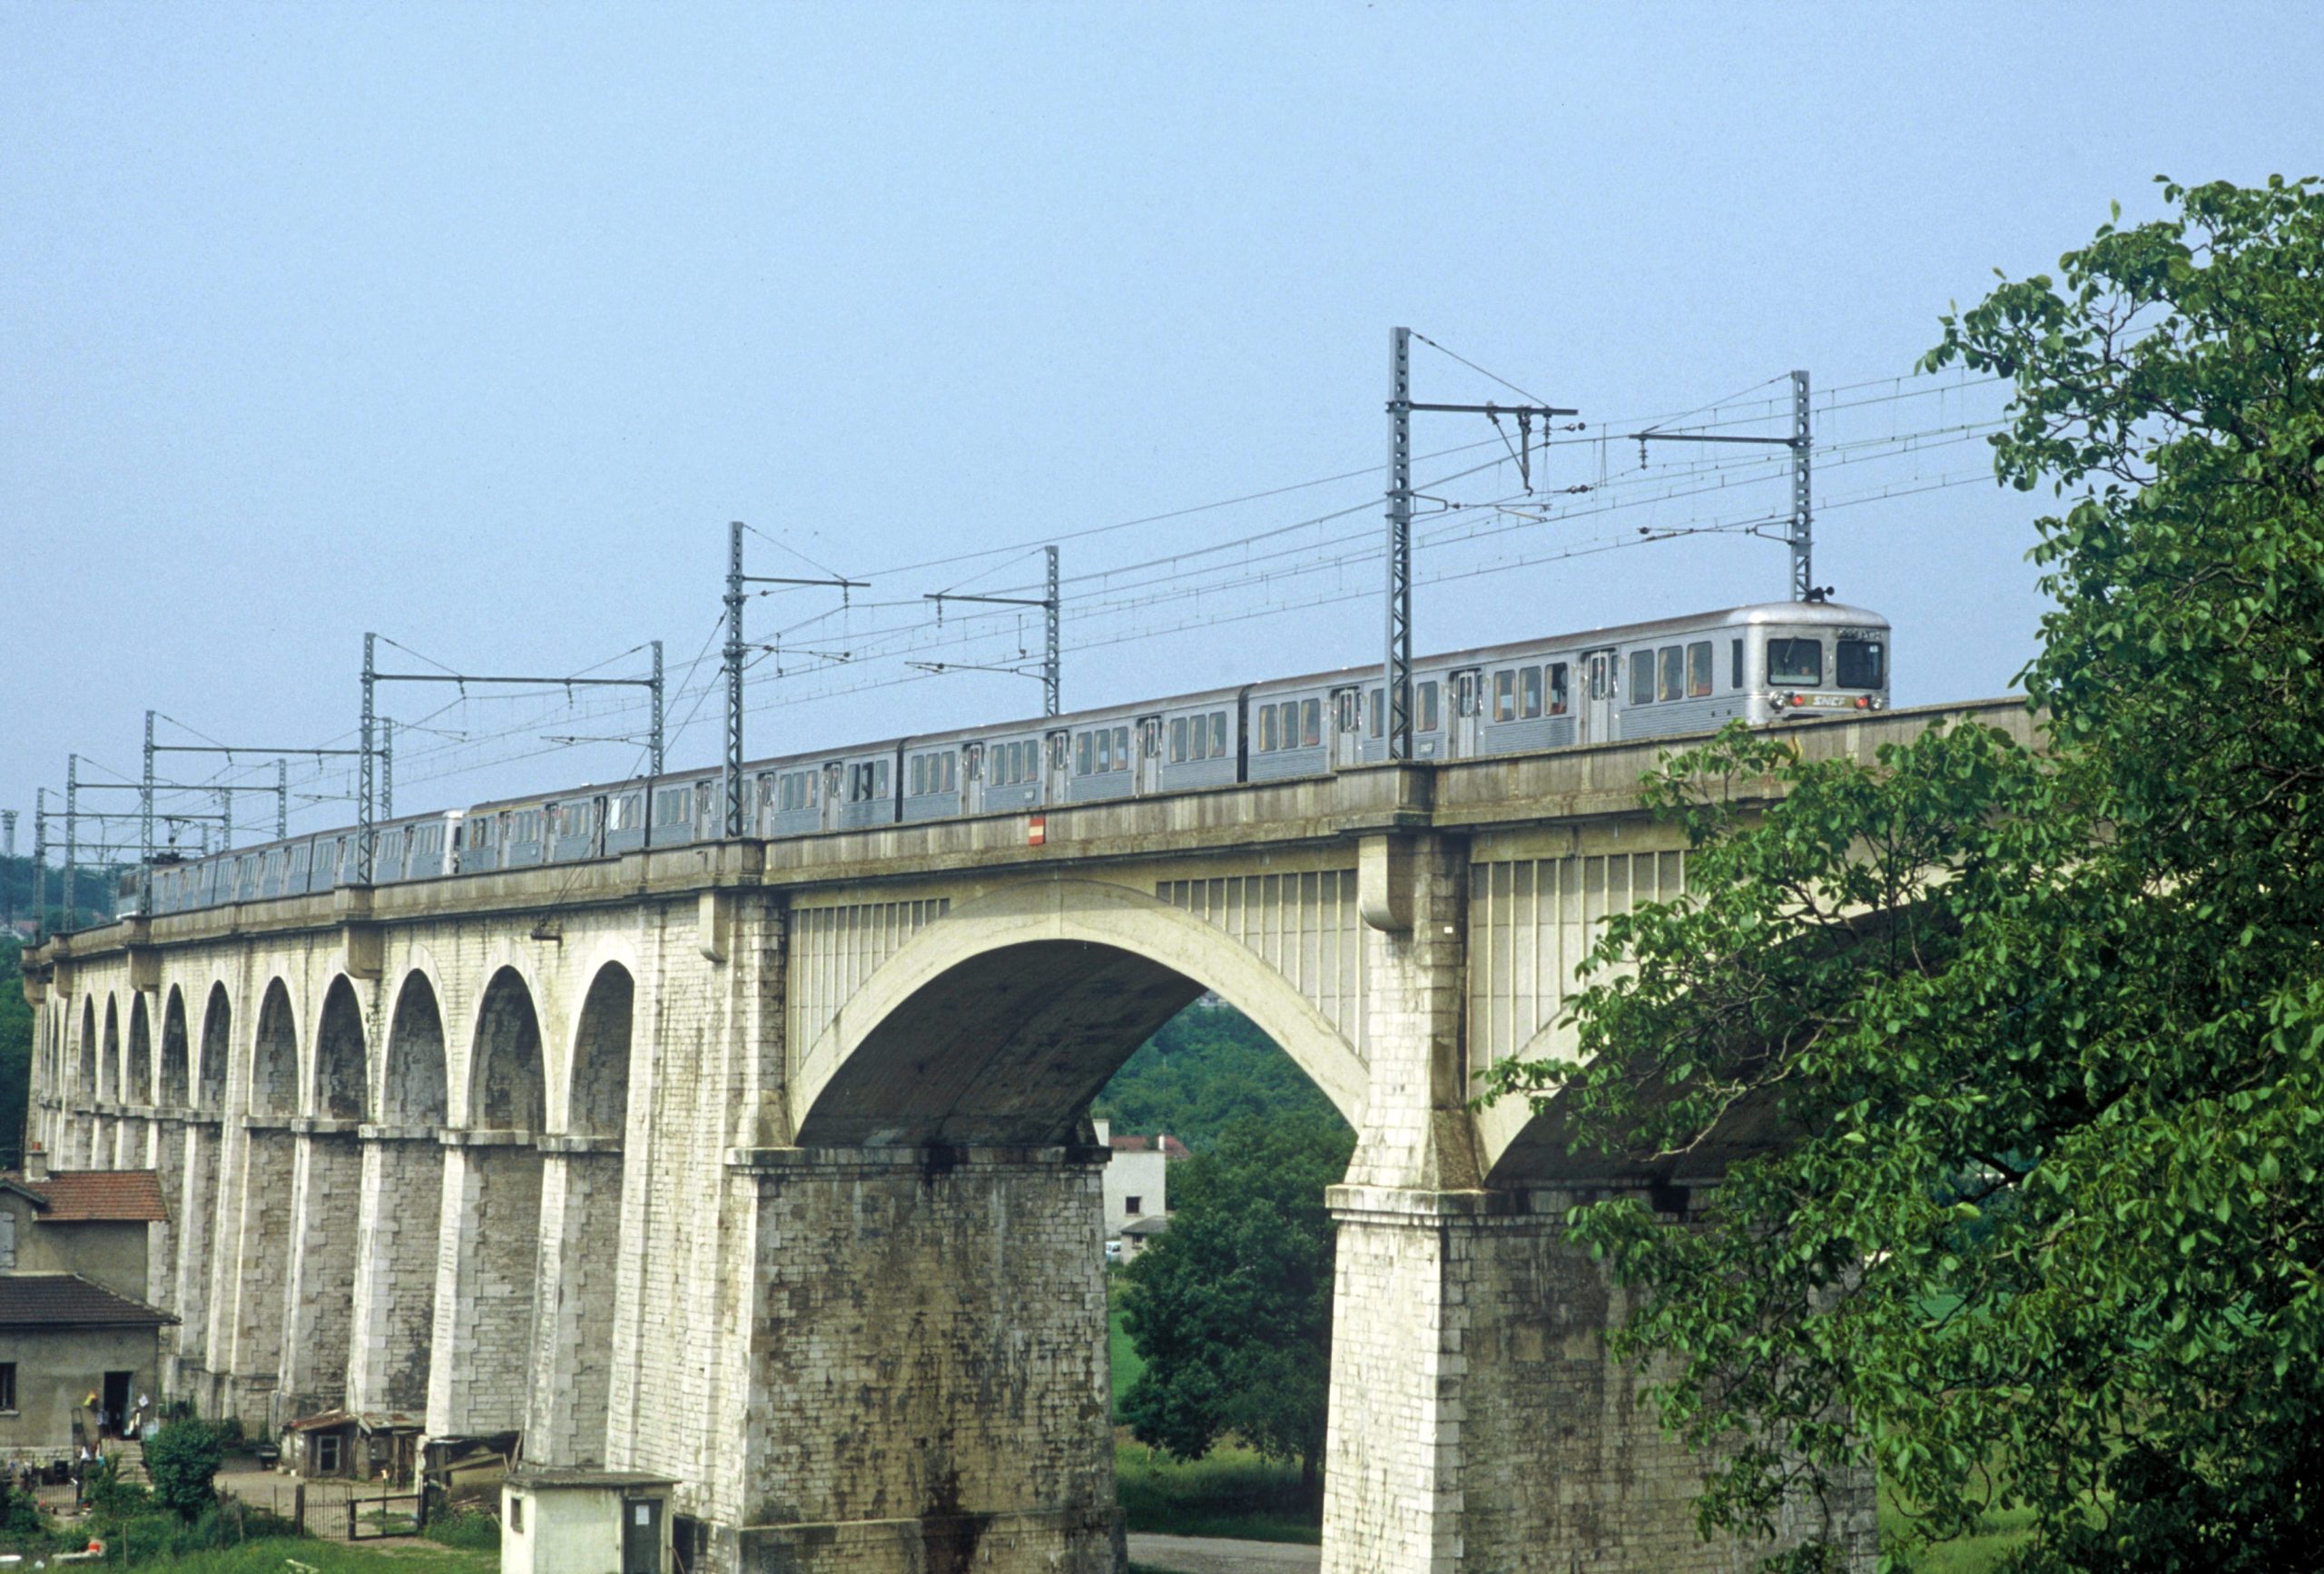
top-left (792, 879), bottom-right (1367, 1146)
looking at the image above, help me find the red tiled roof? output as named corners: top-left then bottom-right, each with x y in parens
top-left (1108, 1134), bottom-right (1190, 1158)
top-left (0, 1273), bottom-right (174, 1329)
top-left (2, 1169), bottom-right (169, 1223)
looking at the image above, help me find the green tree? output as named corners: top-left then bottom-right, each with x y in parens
top-left (1094, 1004), bottom-right (1342, 1152)
top-left (1120, 1113), bottom-right (1354, 1508)
top-left (143, 1416), bottom-right (225, 1522)
top-left (0, 939), bottom-right (29, 1168)
top-left (1486, 176), bottom-right (2324, 1571)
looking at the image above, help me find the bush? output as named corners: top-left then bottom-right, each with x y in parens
top-left (423, 1504), bottom-right (501, 1551)
top-left (148, 1415), bottom-right (227, 1520)
top-left (82, 1453), bottom-right (152, 1520)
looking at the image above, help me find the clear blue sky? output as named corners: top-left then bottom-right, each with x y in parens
top-left (5, 4), bottom-right (2317, 850)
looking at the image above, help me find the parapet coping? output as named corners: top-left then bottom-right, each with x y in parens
top-left (726, 1142), bottom-right (1110, 1175)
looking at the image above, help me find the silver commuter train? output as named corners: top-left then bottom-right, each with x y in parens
top-left (136, 600), bottom-right (1888, 912)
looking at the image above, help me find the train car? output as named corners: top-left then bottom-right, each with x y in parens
top-left (112, 600), bottom-right (1888, 920)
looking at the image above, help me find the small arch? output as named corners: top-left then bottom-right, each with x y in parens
top-left (566, 963), bottom-right (633, 1138)
top-left (469, 967), bottom-right (546, 1131)
top-left (313, 976), bottom-right (368, 1120)
top-left (197, 983), bottom-right (231, 1112)
top-left (100, 995), bottom-right (121, 1101)
top-left (127, 994), bottom-right (153, 1105)
top-left (250, 979), bottom-right (299, 1118)
top-left (159, 986), bottom-right (191, 1107)
top-left (381, 970), bottom-right (449, 1126)
top-left (76, 997), bottom-right (96, 1098)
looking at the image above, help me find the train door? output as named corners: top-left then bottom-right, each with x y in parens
top-left (1043, 729), bottom-right (1072, 804)
top-left (1135, 717), bottom-right (1165, 794)
top-left (960, 743), bottom-right (986, 815)
top-left (1331, 687), bottom-right (1364, 769)
top-left (1450, 669), bottom-right (1483, 758)
top-left (694, 778), bottom-right (715, 839)
top-left (821, 762), bottom-right (845, 831)
top-left (1581, 647), bottom-right (1617, 743)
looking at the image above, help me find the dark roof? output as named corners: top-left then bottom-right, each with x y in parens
top-left (0, 1169), bottom-right (170, 1223)
top-left (0, 1274), bottom-right (175, 1329)
top-left (286, 1410), bottom-right (421, 1433)
top-left (507, 1467), bottom-right (677, 1490)
top-left (1121, 1215), bottom-right (1172, 1236)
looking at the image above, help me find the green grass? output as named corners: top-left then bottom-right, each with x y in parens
top-left (26, 1541), bottom-right (496, 1572)
top-left (1114, 1440), bottom-right (1320, 1544)
top-left (1108, 1275), bottom-right (1146, 1420)
top-left (1877, 1469), bottom-right (2040, 1573)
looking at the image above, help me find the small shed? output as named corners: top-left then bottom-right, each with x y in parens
top-left (503, 1467), bottom-right (675, 1574)
top-left (281, 1409), bottom-right (423, 1483)
top-left (1120, 1212), bottom-right (1171, 1263)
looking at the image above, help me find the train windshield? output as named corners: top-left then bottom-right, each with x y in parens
top-left (1766, 637), bottom-right (1823, 686)
top-left (1837, 636), bottom-right (1886, 690)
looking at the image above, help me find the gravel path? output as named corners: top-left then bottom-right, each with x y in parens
top-left (1128, 1532), bottom-right (1323, 1574)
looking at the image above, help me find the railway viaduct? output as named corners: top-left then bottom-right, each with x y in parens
top-left (18, 699), bottom-right (2023, 1573)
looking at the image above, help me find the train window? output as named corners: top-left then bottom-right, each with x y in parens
top-left (1520, 666), bottom-right (1543, 719)
top-left (1630, 650), bottom-right (1655, 705)
top-left (1492, 671), bottom-right (1517, 723)
top-left (1368, 687), bottom-right (1386, 739)
top-left (940, 752), bottom-right (957, 792)
top-left (1768, 637), bottom-right (1823, 685)
top-left (1837, 637), bottom-right (1886, 689)
top-left (911, 755), bottom-right (926, 795)
top-left (1115, 725), bottom-right (1131, 766)
top-left (1335, 692), bottom-right (1359, 733)
top-left (1687, 641), bottom-right (1713, 698)
top-left (1658, 645), bottom-right (1683, 703)
top-left (655, 787), bottom-right (692, 825)
top-left (1097, 731), bottom-right (1113, 772)
top-left (1545, 664), bottom-right (1568, 716)
top-left (1077, 733), bottom-right (1094, 775)
top-left (1731, 638), bottom-right (1744, 690)
top-left (1301, 700), bottom-right (1322, 747)
top-left (1171, 717), bottom-right (1189, 762)
top-left (1258, 705), bottom-right (1278, 753)
top-left (1417, 681), bottom-right (1441, 733)
top-left (1209, 712), bottom-right (1227, 759)
top-left (1049, 734), bottom-right (1069, 771)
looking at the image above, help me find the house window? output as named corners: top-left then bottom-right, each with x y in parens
top-left (1124, 1195), bottom-right (1143, 1216)
top-left (315, 1434), bottom-right (341, 1473)
top-left (0, 1362), bottom-right (14, 1412)
top-left (0, 1209), bottom-right (13, 1269)
top-left (509, 1495), bottom-right (524, 1533)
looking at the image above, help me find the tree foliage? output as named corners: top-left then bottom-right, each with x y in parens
top-left (1095, 1004), bottom-right (1344, 1151)
top-left (143, 1416), bottom-right (225, 1522)
top-left (1486, 177), bottom-right (2324, 1570)
top-left (0, 939), bottom-right (28, 1167)
top-left (1119, 1113), bottom-right (1354, 1504)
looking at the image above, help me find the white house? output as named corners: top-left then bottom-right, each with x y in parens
top-left (1094, 1119), bottom-right (1183, 1247)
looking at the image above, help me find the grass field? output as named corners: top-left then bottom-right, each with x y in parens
top-left (12, 1541), bottom-right (497, 1572)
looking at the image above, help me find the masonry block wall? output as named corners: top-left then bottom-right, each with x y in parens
top-left (722, 1147), bottom-right (1120, 1574)
top-left (278, 1130), bottom-right (363, 1421)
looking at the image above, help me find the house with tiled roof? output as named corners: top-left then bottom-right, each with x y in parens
top-left (1092, 1120), bottom-right (1181, 1252)
top-left (0, 1147), bottom-right (174, 1464)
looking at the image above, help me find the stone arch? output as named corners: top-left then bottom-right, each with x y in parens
top-left (196, 983), bottom-right (231, 1111)
top-left (468, 967), bottom-right (546, 1132)
top-left (793, 879), bottom-right (1368, 1147)
top-left (127, 993), bottom-right (153, 1105)
top-left (565, 963), bottom-right (633, 1138)
top-left (380, 969), bottom-right (449, 1125)
top-left (76, 996), bottom-right (97, 1098)
top-left (527, 959), bottom-right (636, 1465)
top-left (313, 976), bottom-right (368, 1121)
top-left (100, 994), bottom-right (121, 1101)
top-left (249, 979), bottom-right (299, 1118)
top-left (160, 986), bottom-right (191, 1107)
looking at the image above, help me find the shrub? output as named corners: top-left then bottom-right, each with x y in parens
top-left (424, 1503), bottom-right (502, 1551)
top-left (147, 1415), bottom-right (227, 1521)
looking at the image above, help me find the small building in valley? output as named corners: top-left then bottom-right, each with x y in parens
top-left (503, 1467), bottom-right (675, 1574)
top-left (0, 1151), bottom-right (173, 1461)
top-left (1094, 1120), bottom-right (1183, 1246)
top-left (0, 1273), bottom-right (174, 1463)
top-left (282, 1408), bottom-right (425, 1483)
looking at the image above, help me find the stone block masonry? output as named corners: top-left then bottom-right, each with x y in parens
top-left (347, 1132), bottom-right (446, 1412)
top-left (720, 1146), bottom-right (1122, 1574)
